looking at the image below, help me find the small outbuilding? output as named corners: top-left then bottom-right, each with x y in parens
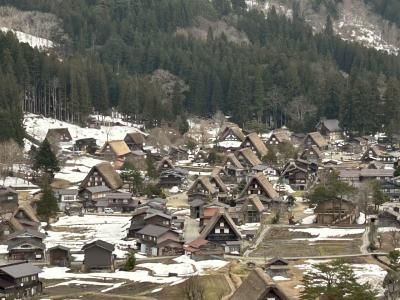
top-left (48, 245), bottom-right (71, 267)
top-left (82, 240), bottom-right (115, 272)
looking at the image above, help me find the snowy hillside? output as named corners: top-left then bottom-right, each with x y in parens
top-left (1, 27), bottom-right (54, 50)
top-left (246, 0), bottom-right (399, 55)
top-left (24, 113), bottom-right (146, 147)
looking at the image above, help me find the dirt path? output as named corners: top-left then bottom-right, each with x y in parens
top-left (243, 225), bottom-right (270, 257)
top-left (360, 226), bottom-right (370, 254)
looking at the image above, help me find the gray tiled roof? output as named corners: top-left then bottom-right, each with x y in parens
top-left (0, 262), bottom-right (42, 278)
top-left (136, 224), bottom-right (171, 237)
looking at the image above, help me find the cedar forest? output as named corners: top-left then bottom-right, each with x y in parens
top-left (1, 0), bottom-right (400, 146)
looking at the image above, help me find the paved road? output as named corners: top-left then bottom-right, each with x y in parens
top-left (183, 216), bottom-right (200, 243)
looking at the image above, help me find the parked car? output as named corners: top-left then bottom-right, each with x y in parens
top-left (104, 208), bottom-right (114, 214)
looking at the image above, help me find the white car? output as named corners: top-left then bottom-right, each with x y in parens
top-left (104, 208), bottom-right (114, 214)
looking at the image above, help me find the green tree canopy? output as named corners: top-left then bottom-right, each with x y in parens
top-left (33, 139), bottom-right (60, 175)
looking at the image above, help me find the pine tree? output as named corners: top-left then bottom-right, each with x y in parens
top-left (33, 139), bottom-right (60, 175)
top-left (37, 178), bottom-right (58, 227)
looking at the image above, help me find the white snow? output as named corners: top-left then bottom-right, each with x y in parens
top-left (238, 223), bottom-right (261, 231)
top-left (169, 186), bottom-right (180, 194)
top-left (272, 276), bottom-right (290, 281)
top-left (378, 227), bottom-right (400, 233)
top-left (216, 141), bottom-right (242, 149)
top-left (44, 215), bottom-right (136, 259)
top-left (138, 262), bottom-right (195, 277)
top-left (357, 212), bottom-right (366, 224)
top-left (1, 27), bottom-right (54, 50)
top-left (301, 215), bottom-right (316, 225)
top-left (101, 282), bottom-right (125, 293)
top-left (24, 113), bottom-right (145, 148)
top-left (296, 260), bottom-right (387, 296)
top-left (1, 177), bottom-right (38, 189)
top-left (289, 228), bottom-right (364, 241)
top-left (173, 255), bottom-right (228, 275)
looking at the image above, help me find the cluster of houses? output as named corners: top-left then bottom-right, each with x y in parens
top-left (2, 117), bottom-right (400, 298)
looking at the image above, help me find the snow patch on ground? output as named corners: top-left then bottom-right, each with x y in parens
top-left (301, 215), bottom-right (316, 225)
top-left (44, 215), bottom-right (136, 259)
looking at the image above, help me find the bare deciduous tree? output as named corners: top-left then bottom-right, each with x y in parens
top-left (0, 140), bottom-right (24, 185)
top-left (388, 226), bottom-right (400, 249)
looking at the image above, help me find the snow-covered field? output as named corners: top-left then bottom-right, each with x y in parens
top-left (296, 259), bottom-right (387, 296)
top-left (290, 227), bottom-right (365, 241)
top-left (44, 215), bottom-right (135, 259)
top-left (24, 113), bottom-right (145, 147)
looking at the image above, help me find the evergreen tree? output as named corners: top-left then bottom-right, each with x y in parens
top-left (33, 139), bottom-right (60, 175)
top-left (37, 178), bottom-right (58, 227)
top-left (124, 250), bottom-right (136, 271)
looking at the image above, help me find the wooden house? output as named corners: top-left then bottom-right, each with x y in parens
top-left (124, 132), bottom-right (145, 151)
top-left (82, 240), bottom-right (115, 272)
top-left (209, 174), bottom-right (229, 202)
top-left (135, 224), bottom-right (182, 256)
top-left (169, 147), bottom-right (189, 162)
top-left (315, 198), bottom-right (358, 225)
top-left (12, 205), bottom-right (40, 231)
top-left (241, 133), bottom-right (268, 159)
top-left (239, 173), bottom-right (279, 201)
top-left (266, 132), bottom-right (291, 147)
top-left (217, 124), bottom-right (246, 150)
top-left (94, 192), bottom-right (137, 213)
top-left (79, 186), bottom-right (111, 209)
top-left (304, 132), bottom-right (328, 151)
top-left (299, 145), bottom-right (324, 164)
top-left (127, 208), bottom-right (171, 237)
top-left (156, 157), bottom-right (174, 173)
top-left (45, 128), bottom-right (72, 143)
top-left (189, 198), bottom-right (205, 219)
top-left (378, 208), bottom-right (400, 227)
top-left (0, 187), bottom-right (18, 204)
top-left (7, 229), bottom-right (46, 261)
top-left (231, 268), bottom-right (291, 300)
top-left (193, 150), bottom-right (208, 164)
top-left (184, 238), bottom-right (225, 258)
top-left (361, 145), bottom-right (397, 163)
top-left (198, 210), bottom-right (242, 253)
top-left (53, 189), bottom-right (79, 212)
top-left (236, 148), bottom-right (262, 169)
top-left (98, 140), bottom-right (131, 161)
top-left (281, 160), bottom-right (311, 191)
top-left (73, 138), bottom-right (97, 152)
top-left (316, 119), bottom-right (342, 141)
top-left (235, 195), bottom-right (267, 224)
top-left (222, 154), bottom-right (245, 183)
top-left (265, 257), bottom-right (289, 278)
top-left (80, 162), bottom-right (123, 191)
top-left (158, 168), bottom-right (188, 188)
top-left (187, 176), bottom-right (217, 201)
top-left (0, 261), bottom-right (42, 299)
top-left (48, 245), bottom-right (71, 267)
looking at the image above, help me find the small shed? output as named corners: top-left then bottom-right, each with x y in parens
top-left (265, 257), bottom-right (289, 277)
top-left (48, 245), bottom-right (71, 267)
top-left (82, 240), bottom-right (115, 272)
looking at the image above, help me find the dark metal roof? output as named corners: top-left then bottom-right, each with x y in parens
top-left (0, 262), bottom-right (42, 278)
top-left (82, 239), bottom-right (114, 252)
top-left (136, 224), bottom-right (171, 237)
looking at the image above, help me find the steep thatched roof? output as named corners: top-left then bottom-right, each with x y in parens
top-left (219, 124), bottom-right (245, 142)
top-left (237, 148), bottom-right (262, 167)
top-left (240, 173), bottom-right (279, 199)
top-left (13, 205), bottom-right (39, 223)
top-left (243, 195), bottom-right (265, 213)
top-left (269, 132), bottom-right (291, 143)
top-left (210, 175), bottom-right (228, 193)
top-left (223, 153), bottom-right (244, 169)
top-left (46, 128), bottom-right (72, 141)
top-left (188, 176), bottom-right (216, 195)
top-left (243, 133), bottom-right (268, 157)
top-left (125, 132), bottom-right (145, 145)
top-left (231, 268), bottom-right (292, 300)
top-left (306, 132), bottom-right (328, 149)
top-left (199, 210), bottom-right (242, 240)
top-left (156, 157), bottom-right (174, 172)
top-left (100, 140), bottom-right (131, 156)
top-left (81, 162), bottom-right (123, 190)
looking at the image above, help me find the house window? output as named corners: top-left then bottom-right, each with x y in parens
top-left (7, 196), bottom-right (13, 200)
top-left (220, 222), bottom-right (224, 227)
top-left (223, 228), bottom-right (229, 234)
top-left (215, 228), bottom-right (220, 234)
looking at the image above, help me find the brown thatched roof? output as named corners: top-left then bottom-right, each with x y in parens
top-left (301, 145), bottom-right (324, 160)
top-left (306, 132), bottom-right (328, 148)
top-left (219, 124), bottom-right (245, 142)
top-left (243, 133), bottom-right (268, 157)
top-left (244, 195), bottom-right (265, 213)
top-left (125, 132), bottom-right (145, 145)
top-left (156, 157), bottom-right (174, 172)
top-left (231, 268), bottom-right (292, 300)
top-left (240, 173), bottom-right (279, 199)
top-left (223, 153), bottom-right (244, 169)
top-left (188, 176), bottom-right (216, 195)
top-left (100, 140), bottom-right (131, 156)
top-left (210, 175), bottom-right (228, 193)
top-left (14, 204), bottom-right (39, 223)
top-left (46, 128), bottom-right (72, 141)
top-left (81, 162), bottom-right (123, 190)
top-left (199, 210), bottom-right (242, 240)
top-left (237, 148), bottom-right (262, 167)
top-left (269, 132), bottom-right (291, 143)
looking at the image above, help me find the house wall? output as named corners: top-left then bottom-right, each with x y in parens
top-left (84, 247), bottom-right (112, 271)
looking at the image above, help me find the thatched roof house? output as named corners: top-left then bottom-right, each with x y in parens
top-left (80, 162), bottom-right (123, 190)
top-left (231, 268), bottom-right (292, 300)
top-left (240, 173), bottom-right (279, 200)
top-left (236, 148), bottom-right (262, 168)
top-left (242, 133), bottom-right (268, 158)
top-left (304, 132), bottom-right (328, 150)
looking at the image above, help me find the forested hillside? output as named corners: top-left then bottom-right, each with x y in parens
top-left (364, 0), bottom-right (400, 26)
top-left (0, 0), bottom-right (400, 146)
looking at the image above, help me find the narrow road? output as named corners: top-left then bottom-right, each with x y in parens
top-left (360, 226), bottom-right (370, 254)
top-left (243, 225), bottom-right (270, 257)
